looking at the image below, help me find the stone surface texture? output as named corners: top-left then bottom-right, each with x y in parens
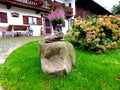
top-left (45, 32), bottom-right (64, 43)
top-left (39, 41), bottom-right (76, 76)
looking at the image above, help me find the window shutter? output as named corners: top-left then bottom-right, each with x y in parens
top-left (23, 16), bottom-right (28, 24)
top-left (0, 12), bottom-right (8, 23)
top-left (0, 12), bottom-right (1, 22)
top-left (37, 18), bottom-right (42, 25)
top-left (2, 13), bottom-right (7, 23)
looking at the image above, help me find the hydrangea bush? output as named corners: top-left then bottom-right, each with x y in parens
top-left (66, 15), bottom-right (120, 53)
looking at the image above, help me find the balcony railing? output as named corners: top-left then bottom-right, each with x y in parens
top-left (15, 0), bottom-right (43, 6)
top-left (0, 0), bottom-right (52, 13)
top-left (14, 0), bottom-right (52, 9)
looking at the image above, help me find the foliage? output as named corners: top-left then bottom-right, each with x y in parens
top-left (51, 2), bottom-right (60, 9)
top-left (48, 9), bottom-right (65, 24)
top-left (0, 41), bottom-right (120, 90)
top-left (66, 15), bottom-right (120, 53)
top-left (112, 2), bottom-right (120, 14)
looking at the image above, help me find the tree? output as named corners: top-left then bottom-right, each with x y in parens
top-left (112, 1), bottom-right (120, 14)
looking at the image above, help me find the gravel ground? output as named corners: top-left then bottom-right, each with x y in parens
top-left (0, 36), bottom-right (43, 64)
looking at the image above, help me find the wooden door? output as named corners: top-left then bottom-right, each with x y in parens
top-left (44, 18), bottom-right (51, 35)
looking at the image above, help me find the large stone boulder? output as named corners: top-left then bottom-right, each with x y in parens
top-left (39, 41), bottom-right (76, 76)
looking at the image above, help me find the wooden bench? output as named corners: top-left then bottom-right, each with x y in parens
top-left (8, 25), bottom-right (30, 37)
top-left (0, 25), bottom-right (31, 38)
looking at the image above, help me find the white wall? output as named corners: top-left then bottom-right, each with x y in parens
top-left (0, 4), bottom-right (42, 36)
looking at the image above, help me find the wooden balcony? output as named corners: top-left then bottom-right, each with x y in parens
top-left (63, 6), bottom-right (73, 19)
top-left (52, 1), bottom-right (73, 19)
top-left (51, 1), bottom-right (62, 9)
top-left (0, 0), bottom-right (52, 14)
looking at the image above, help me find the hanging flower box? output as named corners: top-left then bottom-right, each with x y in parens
top-left (30, 0), bottom-right (43, 5)
top-left (48, 9), bottom-right (65, 32)
top-left (52, 2), bottom-right (60, 9)
top-left (67, 9), bottom-right (73, 14)
top-left (65, 7), bottom-right (73, 15)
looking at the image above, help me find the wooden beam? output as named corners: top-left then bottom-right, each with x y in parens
top-left (6, 4), bottom-right (12, 9)
top-left (36, 10), bottom-right (40, 14)
top-left (0, 0), bottom-right (51, 13)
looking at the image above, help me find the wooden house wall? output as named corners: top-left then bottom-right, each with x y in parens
top-left (75, 7), bottom-right (96, 20)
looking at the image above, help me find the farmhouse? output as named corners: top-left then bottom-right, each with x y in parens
top-left (0, 0), bottom-right (111, 38)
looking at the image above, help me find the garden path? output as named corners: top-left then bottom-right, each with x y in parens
top-left (0, 86), bottom-right (2, 90)
top-left (0, 36), bottom-right (42, 64)
top-left (0, 36), bottom-right (43, 90)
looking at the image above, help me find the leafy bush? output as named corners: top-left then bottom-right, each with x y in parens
top-left (66, 15), bottom-right (120, 53)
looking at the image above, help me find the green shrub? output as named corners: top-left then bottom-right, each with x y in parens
top-left (66, 15), bottom-right (120, 53)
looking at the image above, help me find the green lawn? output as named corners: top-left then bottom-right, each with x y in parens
top-left (0, 40), bottom-right (120, 90)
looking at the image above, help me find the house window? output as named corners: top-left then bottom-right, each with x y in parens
top-left (29, 17), bottom-right (33, 24)
top-left (33, 18), bottom-right (37, 24)
top-left (23, 16), bottom-right (42, 25)
top-left (62, 3), bottom-right (65, 6)
top-left (0, 12), bottom-right (8, 23)
top-left (69, 3), bottom-right (71, 7)
top-left (37, 18), bottom-right (42, 25)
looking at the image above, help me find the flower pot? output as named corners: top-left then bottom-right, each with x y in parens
top-left (52, 23), bottom-right (62, 33)
top-left (56, 24), bottom-right (62, 33)
top-left (52, 23), bottom-right (57, 31)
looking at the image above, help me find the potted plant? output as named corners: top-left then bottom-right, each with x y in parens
top-left (48, 9), bottom-right (65, 32)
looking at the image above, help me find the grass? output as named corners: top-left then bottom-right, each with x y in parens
top-left (0, 40), bottom-right (120, 90)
